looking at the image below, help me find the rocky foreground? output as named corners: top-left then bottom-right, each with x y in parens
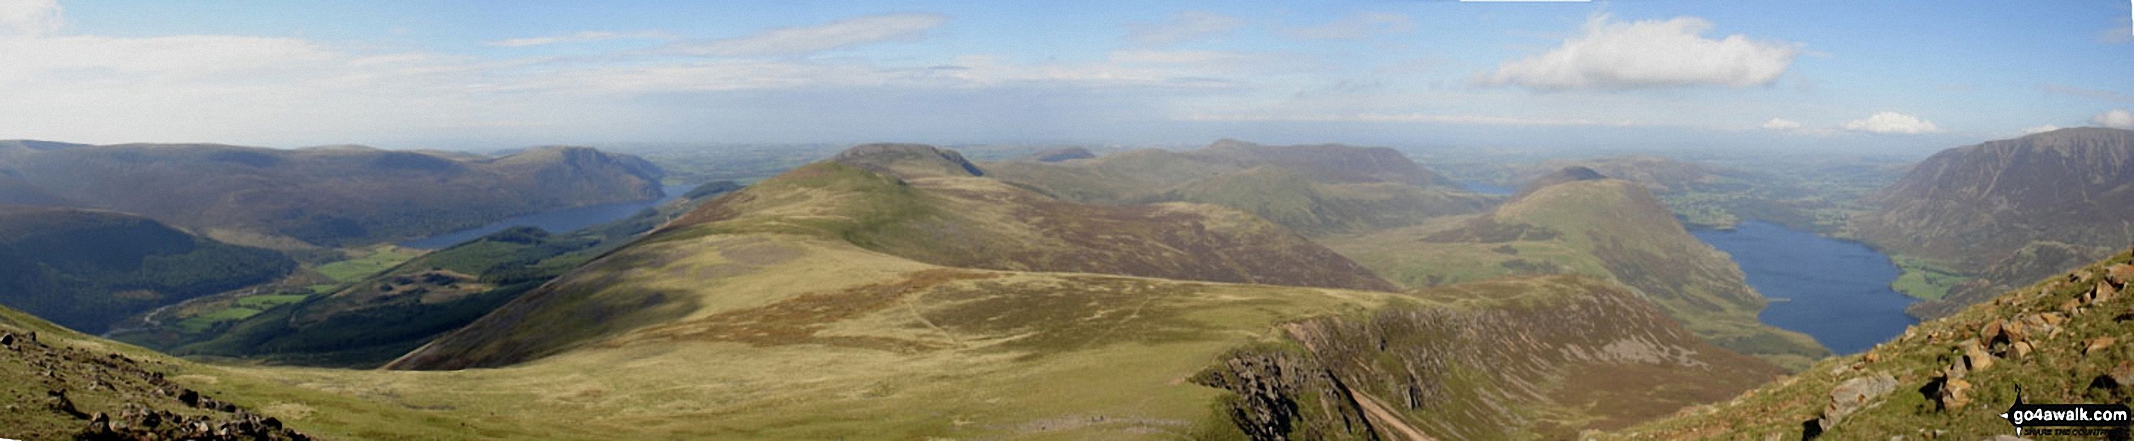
top-left (2, 328), bottom-right (310, 441)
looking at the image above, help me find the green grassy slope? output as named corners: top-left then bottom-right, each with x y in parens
top-left (668, 157), bottom-right (1398, 292)
top-left (1600, 251), bottom-right (2134, 440)
top-left (1325, 177), bottom-right (1830, 368)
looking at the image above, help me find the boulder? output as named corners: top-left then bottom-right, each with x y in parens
top-left (1938, 378), bottom-right (1974, 410)
top-left (2086, 337), bottom-right (2118, 356)
top-left (1817, 374), bottom-right (1899, 431)
top-left (1960, 340), bottom-right (1995, 371)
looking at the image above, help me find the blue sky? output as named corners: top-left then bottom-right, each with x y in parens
top-left (0, 0), bottom-right (2129, 153)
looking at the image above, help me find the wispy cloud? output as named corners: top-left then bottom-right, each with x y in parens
top-left (1482, 14), bottom-right (1798, 91)
top-left (1760, 118), bottom-right (1802, 131)
top-left (1280, 12), bottom-right (1414, 40)
top-left (671, 13), bottom-right (946, 57)
top-left (2041, 83), bottom-right (2134, 103)
top-left (1127, 11), bottom-right (1244, 45)
top-left (1841, 111), bottom-right (1939, 134)
top-left (487, 31), bottom-right (671, 47)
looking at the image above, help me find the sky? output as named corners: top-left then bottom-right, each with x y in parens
top-left (0, 0), bottom-right (2130, 153)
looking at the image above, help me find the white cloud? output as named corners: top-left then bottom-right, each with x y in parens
top-left (1127, 11), bottom-right (1244, 45)
top-left (672, 13), bottom-right (945, 56)
top-left (1840, 111), bottom-right (1939, 134)
top-left (2023, 124), bottom-right (2063, 134)
top-left (0, 0), bottom-right (62, 36)
top-left (1760, 118), bottom-right (1802, 131)
top-left (487, 31), bottom-right (669, 47)
top-left (1484, 14), bottom-right (1798, 91)
top-left (1281, 12), bottom-right (1414, 40)
top-left (2096, 109), bottom-right (2134, 129)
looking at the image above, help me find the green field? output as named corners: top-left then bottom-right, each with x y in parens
top-left (1887, 253), bottom-right (1969, 300)
top-left (314, 246), bottom-right (422, 282)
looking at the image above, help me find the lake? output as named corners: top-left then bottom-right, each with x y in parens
top-left (1459, 181), bottom-right (1516, 196)
top-left (398, 184), bottom-right (693, 249)
top-left (1690, 220), bottom-right (1918, 354)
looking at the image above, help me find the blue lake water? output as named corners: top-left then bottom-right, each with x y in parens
top-left (398, 184), bottom-right (692, 249)
top-left (1459, 181), bottom-right (1516, 196)
top-left (1690, 220), bottom-right (1919, 354)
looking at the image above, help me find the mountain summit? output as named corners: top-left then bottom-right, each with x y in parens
top-left (830, 143), bottom-right (986, 178)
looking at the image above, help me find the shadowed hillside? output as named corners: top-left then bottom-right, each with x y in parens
top-left (1856, 128), bottom-right (2134, 318)
top-left (1599, 251), bottom-right (2134, 440)
top-left (0, 141), bottom-right (665, 247)
top-left (0, 206), bottom-right (293, 334)
top-left (1326, 168), bottom-right (1830, 367)
top-left (983, 139), bottom-right (1492, 235)
top-left (131, 182), bottom-right (744, 367)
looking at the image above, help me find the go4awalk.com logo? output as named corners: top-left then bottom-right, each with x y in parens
top-left (1999, 387), bottom-right (2131, 437)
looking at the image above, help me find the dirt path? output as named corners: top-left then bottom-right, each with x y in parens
top-left (1350, 390), bottom-right (1436, 441)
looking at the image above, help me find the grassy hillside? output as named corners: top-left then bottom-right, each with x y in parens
top-left (983, 139), bottom-right (1493, 235)
top-left (0, 206), bottom-right (293, 334)
top-left (1325, 175), bottom-right (1830, 368)
top-left (667, 151), bottom-right (1398, 292)
top-left (0, 142), bottom-right (664, 247)
top-left (1600, 251), bottom-right (2134, 440)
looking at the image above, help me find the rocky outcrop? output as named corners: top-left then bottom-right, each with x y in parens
top-left (2, 328), bottom-right (311, 441)
top-left (1198, 276), bottom-right (1783, 440)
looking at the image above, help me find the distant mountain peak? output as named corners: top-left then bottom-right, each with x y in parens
top-left (830, 143), bottom-right (985, 178)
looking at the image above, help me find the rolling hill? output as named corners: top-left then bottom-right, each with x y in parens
top-left (1856, 127), bottom-right (2134, 316)
top-left (1599, 251), bottom-right (2134, 440)
top-left (982, 139), bottom-right (1493, 235)
top-left (0, 141), bottom-right (665, 247)
top-left (0, 143), bottom-right (1802, 440)
top-left (0, 206), bottom-right (293, 334)
top-left (396, 143), bottom-right (1398, 369)
top-left (1325, 167), bottom-right (1831, 367)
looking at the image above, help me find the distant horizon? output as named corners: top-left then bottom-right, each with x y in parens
top-left (2, 1), bottom-right (2129, 153)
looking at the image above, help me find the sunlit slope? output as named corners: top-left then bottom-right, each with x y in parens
top-left (1326, 173), bottom-right (1830, 367)
top-left (984, 139), bottom-right (1492, 235)
top-left (668, 147), bottom-right (1398, 292)
top-left (1600, 251), bottom-right (2134, 440)
top-left (395, 144), bottom-right (1399, 369)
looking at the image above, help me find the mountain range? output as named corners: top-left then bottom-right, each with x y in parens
top-left (1856, 127), bottom-right (2134, 317)
top-left (0, 142), bottom-right (665, 247)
